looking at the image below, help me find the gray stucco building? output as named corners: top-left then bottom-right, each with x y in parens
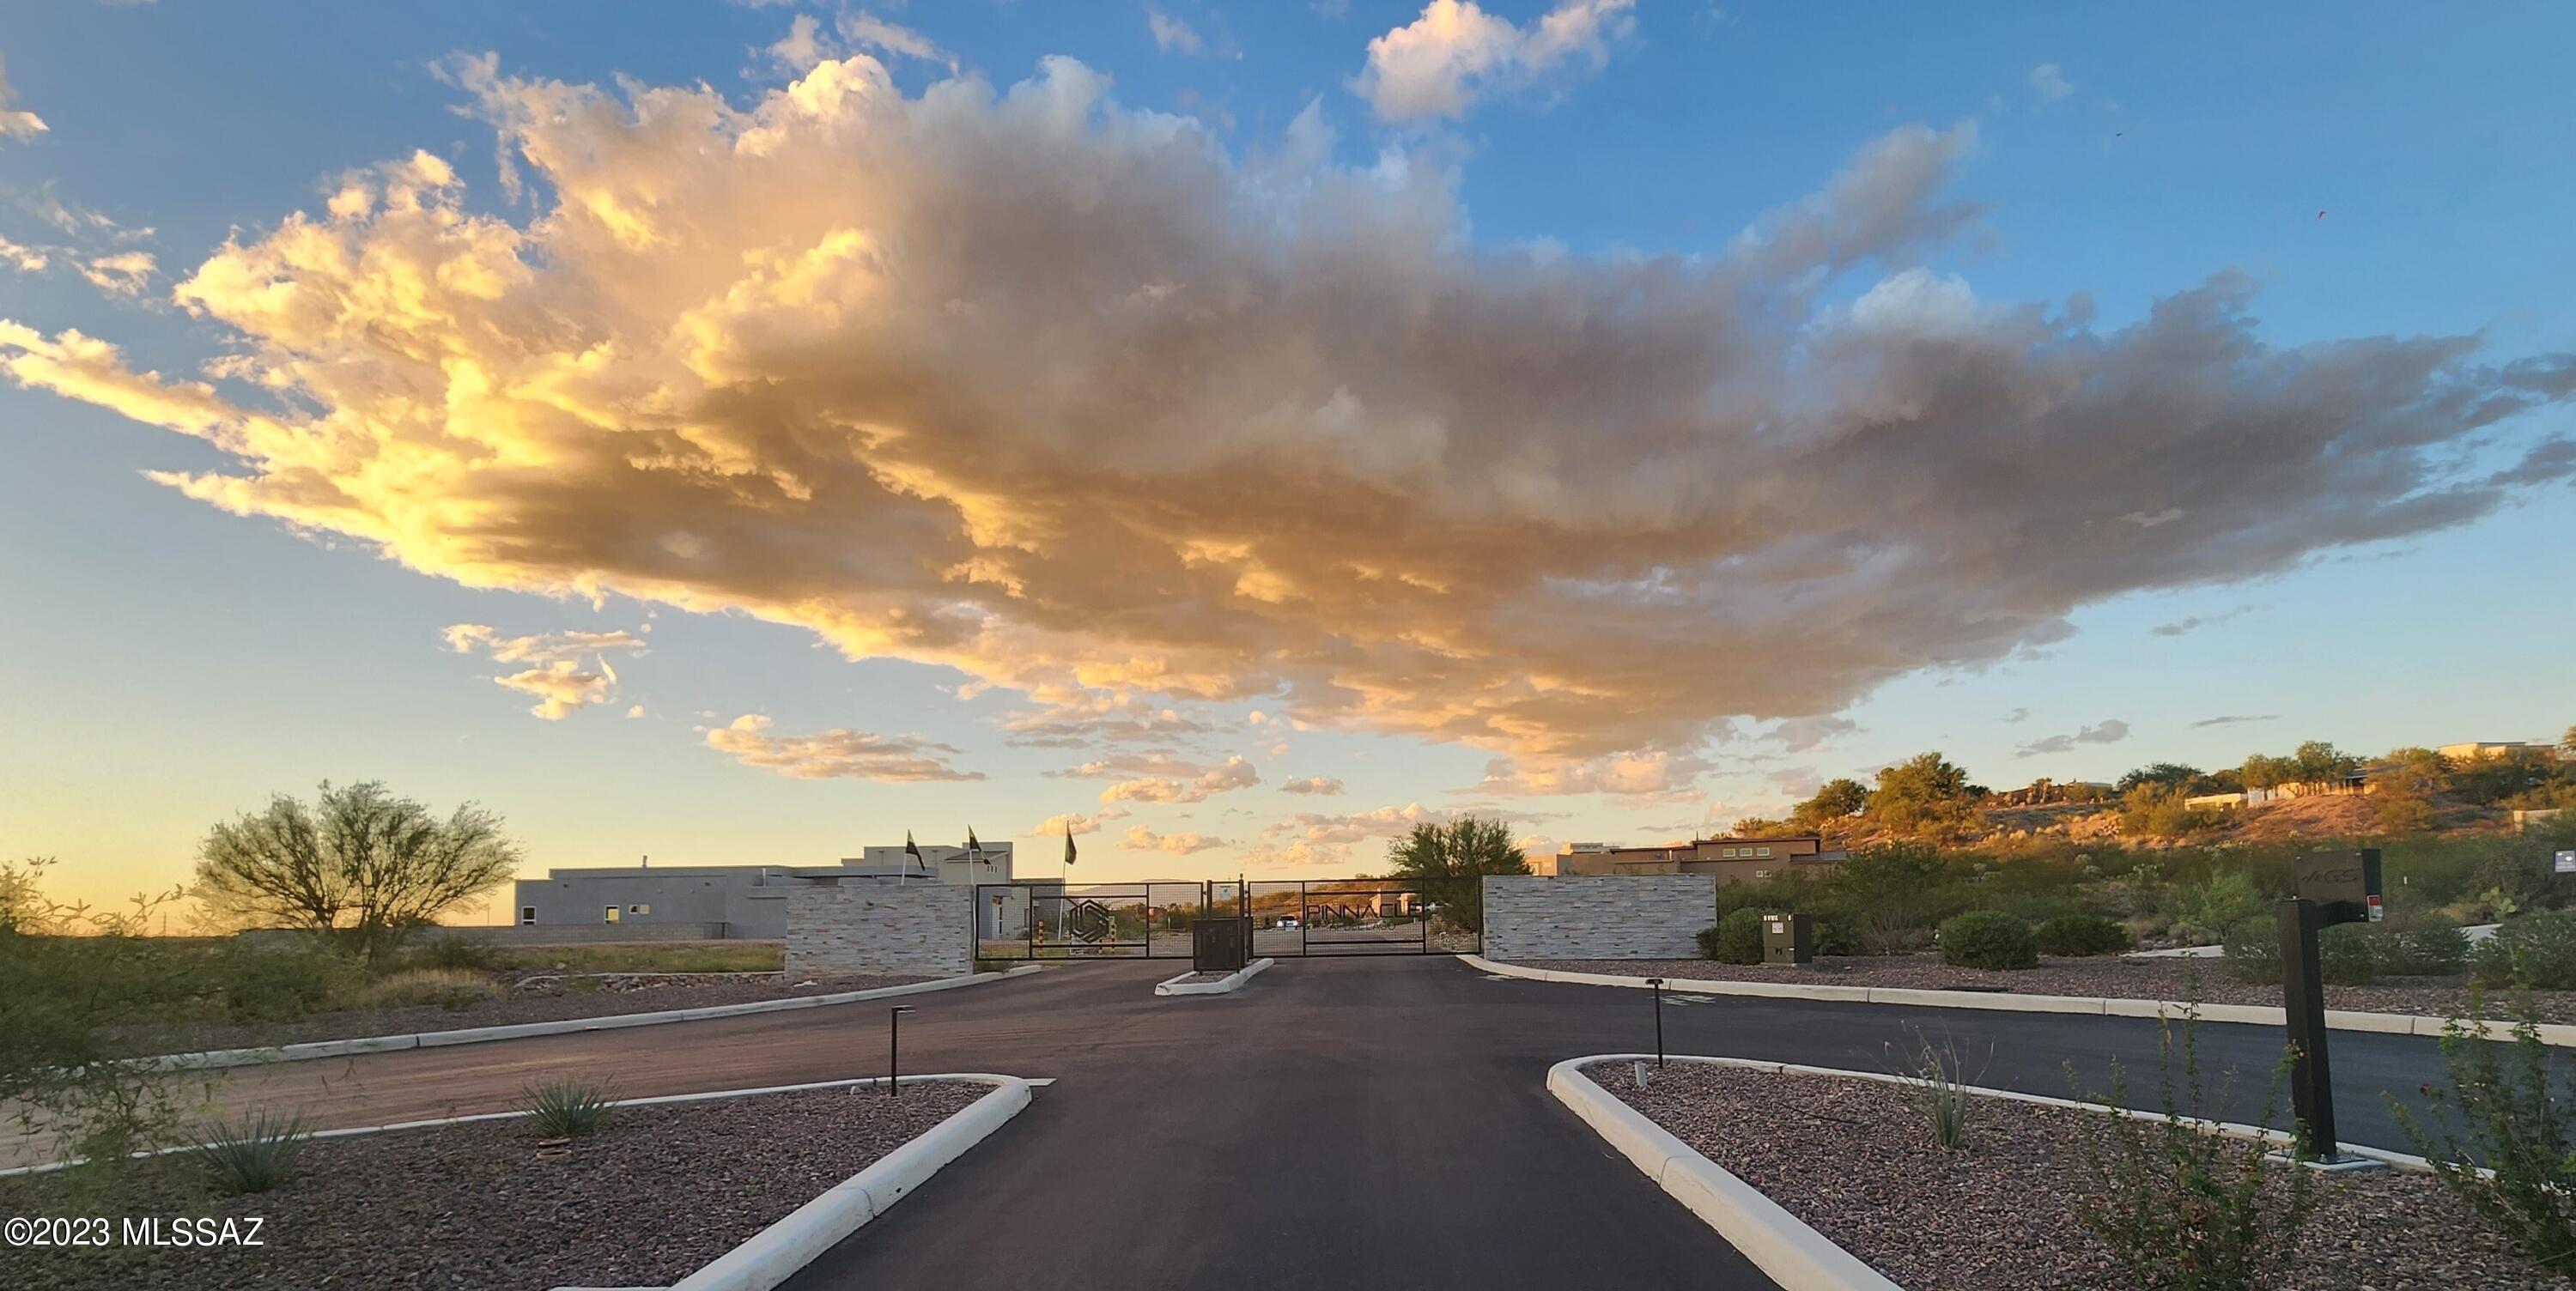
top-left (513, 842), bottom-right (1023, 940)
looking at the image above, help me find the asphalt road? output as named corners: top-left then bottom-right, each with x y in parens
top-left (83, 955), bottom-right (2485, 1290)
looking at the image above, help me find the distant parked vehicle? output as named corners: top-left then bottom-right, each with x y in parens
top-left (1273, 916), bottom-right (1301, 930)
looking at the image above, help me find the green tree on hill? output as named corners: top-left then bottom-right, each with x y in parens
top-left (1868, 753), bottom-right (1981, 836)
top-left (2116, 763), bottom-right (2205, 796)
top-left (1792, 777), bottom-right (1871, 828)
top-left (2292, 740), bottom-right (2359, 789)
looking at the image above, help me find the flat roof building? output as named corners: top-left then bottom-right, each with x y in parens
top-left (513, 842), bottom-right (1020, 940)
top-left (1543, 834), bottom-right (1838, 886)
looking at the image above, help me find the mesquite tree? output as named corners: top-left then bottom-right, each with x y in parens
top-left (196, 780), bottom-right (520, 962)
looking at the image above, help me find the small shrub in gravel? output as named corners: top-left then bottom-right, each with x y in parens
top-left (2377, 924), bottom-right (2470, 976)
top-left (2222, 918), bottom-right (2282, 985)
top-left (410, 933), bottom-right (501, 973)
top-left (1936, 910), bottom-right (2037, 970)
top-left (2071, 1010), bottom-right (2315, 1290)
top-left (2318, 924), bottom-right (2378, 986)
top-left (1889, 1031), bottom-right (1985, 1149)
top-left (1698, 909), bottom-right (1768, 965)
top-left (2394, 1002), bottom-right (2576, 1270)
top-left (521, 1077), bottom-right (617, 1137)
top-left (2034, 913), bottom-right (2131, 957)
top-left (2472, 912), bottom-right (2576, 991)
top-left (195, 1106), bottom-right (307, 1194)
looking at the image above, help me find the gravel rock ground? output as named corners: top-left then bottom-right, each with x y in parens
top-left (146, 971), bottom-right (939, 1054)
top-left (1520, 954), bottom-right (2576, 1023)
top-left (0, 1082), bottom-right (987, 1291)
top-left (1608, 1063), bottom-right (2554, 1291)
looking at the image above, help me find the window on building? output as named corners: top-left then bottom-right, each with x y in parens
top-left (1757, 847), bottom-right (1772, 858)
top-left (629, 903), bottom-right (650, 915)
top-left (1755, 870), bottom-right (1772, 878)
top-left (603, 906), bottom-right (620, 924)
top-left (519, 906), bottom-right (536, 925)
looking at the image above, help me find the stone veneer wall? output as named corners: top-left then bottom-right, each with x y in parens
top-left (786, 882), bottom-right (974, 978)
top-left (1481, 874), bottom-right (1715, 960)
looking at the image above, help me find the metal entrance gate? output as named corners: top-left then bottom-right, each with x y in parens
top-left (974, 878), bottom-right (1480, 961)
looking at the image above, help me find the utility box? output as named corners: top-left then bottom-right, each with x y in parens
top-left (1193, 917), bottom-right (1251, 973)
top-left (1762, 912), bottom-right (1814, 966)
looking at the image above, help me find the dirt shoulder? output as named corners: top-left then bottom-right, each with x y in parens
top-left (1514, 952), bottom-right (2576, 1023)
top-left (0, 1082), bottom-right (987, 1291)
top-left (1607, 1062), bottom-right (2553, 1290)
top-left (138, 970), bottom-right (939, 1055)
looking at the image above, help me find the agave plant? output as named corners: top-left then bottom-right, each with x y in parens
top-left (519, 1077), bottom-right (617, 1138)
top-left (195, 1107), bottom-right (308, 1194)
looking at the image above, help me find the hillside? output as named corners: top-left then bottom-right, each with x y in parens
top-left (1824, 791), bottom-right (2521, 852)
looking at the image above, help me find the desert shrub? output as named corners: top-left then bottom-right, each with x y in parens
top-left (2472, 911), bottom-right (2576, 991)
top-left (2072, 1011), bottom-right (2315, 1289)
top-left (2222, 919), bottom-right (2281, 985)
top-left (520, 1077), bottom-right (617, 1138)
top-left (2175, 870), bottom-right (2269, 945)
top-left (220, 939), bottom-right (361, 1022)
top-left (195, 1107), bottom-right (307, 1195)
top-left (1891, 1031), bottom-right (1985, 1150)
top-left (2377, 924), bottom-right (2471, 977)
top-left (2394, 1003), bottom-right (2576, 1270)
top-left (1698, 909), bottom-right (1768, 965)
top-left (410, 933), bottom-right (500, 973)
top-left (2034, 913), bottom-right (2131, 957)
top-left (360, 967), bottom-right (499, 1011)
top-left (1937, 910), bottom-right (2037, 970)
top-left (2318, 925), bottom-right (2377, 986)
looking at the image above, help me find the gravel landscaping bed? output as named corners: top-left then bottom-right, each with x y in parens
top-left (0, 1082), bottom-right (987, 1291)
top-left (1520, 954), bottom-right (2576, 1023)
top-left (142, 971), bottom-right (939, 1054)
top-left (1607, 1063), bottom-right (2555, 1290)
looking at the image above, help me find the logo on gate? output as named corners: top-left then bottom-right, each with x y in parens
top-left (1066, 899), bottom-right (1117, 943)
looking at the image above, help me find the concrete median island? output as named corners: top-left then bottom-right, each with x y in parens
top-left (0, 1076), bottom-right (1033, 1291)
top-left (1564, 1056), bottom-right (2556, 1290)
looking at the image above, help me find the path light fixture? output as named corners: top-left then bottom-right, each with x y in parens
top-left (888, 1004), bottom-right (916, 1096)
top-left (1644, 977), bottom-right (1666, 1069)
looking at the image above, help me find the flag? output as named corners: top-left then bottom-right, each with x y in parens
top-left (904, 830), bottom-right (925, 872)
top-left (1064, 822), bottom-right (1078, 867)
top-left (967, 827), bottom-right (984, 865)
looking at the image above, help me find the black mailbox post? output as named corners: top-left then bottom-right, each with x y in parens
top-left (2279, 848), bottom-right (2384, 1161)
top-left (1762, 912), bottom-right (1814, 966)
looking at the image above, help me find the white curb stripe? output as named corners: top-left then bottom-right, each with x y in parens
top-left (1154, 957), bottom-right (1275, 996)
top-left (147, 965), bottom-right (1045, 1072)
top-left (1465, 955), bottom-right (2576, 1048)
top-left (1548, 1058), bottom-right (1901, 1291)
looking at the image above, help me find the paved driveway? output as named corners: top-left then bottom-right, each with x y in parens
top-left (94, 955), bottom-right (2477, 1291)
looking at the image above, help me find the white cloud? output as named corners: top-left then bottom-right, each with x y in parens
top-left (440, 622), bottom-right (648, 718)
top-left (3, 55), bottom-right (2565, 795)
top-left (839, 11), bottom-right (950, 66)
top-left (494, 659), bottom-right (617, 719)
top-left (1030, 809), bottom-right (1126, 837)
top-left (2028, 63), bottom-right (2074, 101)
top-left (1355, 0), bottom-right (1634, 122)
top-left (705, 714), bottom-right (984, 780)
top-left (1147, 9), bottom-right (1205, 56)
top-left (1121, 825), bottom-right (1228, 853)
top-left (1281, 775), bottom-right (1345, 795)
top-left (764, 14), bottom-right (831, 75)
top-left (78, 251), bottom-right (155, 297)
top-left (626, 703), bottom-right (647, 718)
top-left (1263, 802), bottom-right (1447, 846)
top-left (2016, 718), bottom-right (2131, 758)
top-left (442, 623), bottom-right (649, 664)
top-left (1101, 755), bottom-right (1261, 803)
top-left (0, 234), bottom-right (46, 273)
top-left (0, 54), bottom-right (48, 140)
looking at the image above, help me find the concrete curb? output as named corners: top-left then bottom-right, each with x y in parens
top-left (149, 966), bottom-right (1046, 1072)
top-left (663, 1076), bottom-right (1033, 1291)
top-left (1464, 955), bottom-right (2576, 1048)
top-left (1547, 1058), bottom-right (1902, 1291)
top-left (1561, 1052), bottom-right (2440, 1170)
top-left (3, 1072), bottom-right (1033, 1179)
top-left (1154, 958), bottom-right (1275, 997)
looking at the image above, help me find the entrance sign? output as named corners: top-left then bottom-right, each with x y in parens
top-left (2293, 848), bottom-right (2383, 924)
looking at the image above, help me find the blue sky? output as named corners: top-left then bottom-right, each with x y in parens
top-left (3, 1), bottom-right (2570, 917)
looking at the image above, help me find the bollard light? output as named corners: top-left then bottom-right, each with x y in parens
top-left (1644, 977), bottom-right (1666, 1069)
top-left (888, 1004), bottom-right (916, 1096)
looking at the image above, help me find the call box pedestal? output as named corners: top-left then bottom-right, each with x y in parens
top-left (2272, 849), bottom-right (2388, 1171)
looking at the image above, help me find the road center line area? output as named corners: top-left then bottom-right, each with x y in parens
top-left (105, 955), bottom-right (2476, 1291)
